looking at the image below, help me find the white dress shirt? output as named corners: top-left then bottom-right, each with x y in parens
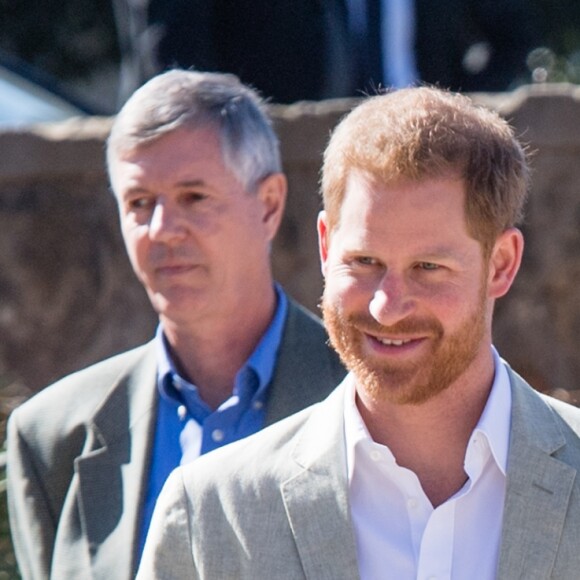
top-left (345, 347), bottom-right (511, 580)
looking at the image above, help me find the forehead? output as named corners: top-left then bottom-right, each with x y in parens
top-left (110, 127), bottom-right (230, 190)
top-left (334, 170), bottom-right (473, 248)
top-left (121, 126), bottom-right (223, 163)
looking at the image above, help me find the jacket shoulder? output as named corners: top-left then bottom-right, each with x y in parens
top-left (9, 341), bottom-right (155, 435)
top-left (265, 298), bottom-right (345, 423)
top-left (185, 380), bottom-right (346, 492)
top-left (509, 367), bottom-right (580, 455)
top-left (540, 393), bottom-right (580, 435)
top-left (186, 403), bottom-right (315, 491)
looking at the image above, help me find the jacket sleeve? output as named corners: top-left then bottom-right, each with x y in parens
top-left (6, 409), bottom-right (55, 580)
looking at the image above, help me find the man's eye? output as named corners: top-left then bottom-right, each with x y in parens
top-left (183, 192), bottom-right (207, 203)
top-left (128, 198), bottom-right (154, 210)
top-left (418, 262), bottom-right (440, 270)
top-left (355, 256), bottom-right (378, 266)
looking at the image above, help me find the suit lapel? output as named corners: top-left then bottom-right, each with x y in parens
top-left (272, 362), bottom-right (580, 580)
top-left (265, 299), bottom-right (345, 426)
top-left (281, 383), bottom-right (360, 580)
top-left (498, 370), bottom-right (576, 580)
top-left (75, 343), bottom-right (158, 579)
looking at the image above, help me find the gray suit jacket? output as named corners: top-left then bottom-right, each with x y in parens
top-left (138, 364), bottom-right (580, 580)
top-left (7, 299), bottom-right (346, 580)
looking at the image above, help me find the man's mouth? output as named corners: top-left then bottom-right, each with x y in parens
top-left (374, 337), bottom-right (414, 346)
top-left (155, 263), bottom-right (197, 275)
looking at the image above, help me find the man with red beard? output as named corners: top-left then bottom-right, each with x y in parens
top-left (137, 86), bottom-right (580, 580)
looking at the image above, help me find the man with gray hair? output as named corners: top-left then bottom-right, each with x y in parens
top-left (6, 70), bottom-right (345, 580)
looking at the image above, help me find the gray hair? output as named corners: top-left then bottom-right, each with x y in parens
top-left (107, 69), bottom-right (282, 192)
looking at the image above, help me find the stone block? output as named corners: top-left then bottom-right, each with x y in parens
top-left (1, 86), bottom-right (580, 404)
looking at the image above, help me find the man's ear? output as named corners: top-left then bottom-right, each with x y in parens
top-left (488, 228), bottom-right (524, 299)
top-left (257, 173), bottom-right (287, 241)
top-left (317, 211), bottom-right (330, 276)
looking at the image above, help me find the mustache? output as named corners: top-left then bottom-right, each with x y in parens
top-left (324, 307), bottom-right (443, 338)
top-left (149, 246), bottom-right (198, 262)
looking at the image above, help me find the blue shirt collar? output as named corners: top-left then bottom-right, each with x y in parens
top-left (156, 283), bottom-right (288, 407)
top-left (243, 283), bottom-right (288, 393)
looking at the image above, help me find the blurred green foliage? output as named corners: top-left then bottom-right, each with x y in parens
top-left (0, 371), bottom-right (20, 578)
top-left (530, 0), bottom-right (580, 83)
top-left (0, 455), bottom-right (19, 579)
top-left (0, 405), bottom-right (18, 579)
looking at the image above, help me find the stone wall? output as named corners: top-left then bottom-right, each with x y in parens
top-left (1, 84), bottom-right (580, 407)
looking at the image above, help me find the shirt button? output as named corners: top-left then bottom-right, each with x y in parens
top-left (212, 429), bottom-right (225, 442)
top-left (253, 400), bottom-right (264, 410)
top-left (177, 405), bottom-right (187, 421)
top-left (407, 498), bottom-right (418, 509)
top-left (369, 450), bottom-right (382, 462)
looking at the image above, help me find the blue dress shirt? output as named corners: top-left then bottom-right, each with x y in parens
top-left (137, 285), bottom-right (288, 558)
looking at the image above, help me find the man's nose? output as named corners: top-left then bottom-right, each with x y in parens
top-left (149, 201), bottom-right (188, 242)
top-left (368, 272), bottom-right (414, 326)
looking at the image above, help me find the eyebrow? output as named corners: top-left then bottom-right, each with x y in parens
top-left (415, 245), bottom-right (475, 264)
top-left (418, 247), bottom-right (457, 259)
top-left (175, 180), bottom-right (207, 188)
top-left (122, 179), bottom-right (209, 197)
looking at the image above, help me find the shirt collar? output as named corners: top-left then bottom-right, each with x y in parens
top-left (243, 283), bottom-right (288, 393)
top-left (471, 346), bottom-right (512, 476)
top-left (344, 346), bottom-right (512, 480)
top-left (156, 283), bottom-right (288, 404)
top-left (344, 374), bottom-right (376, 482)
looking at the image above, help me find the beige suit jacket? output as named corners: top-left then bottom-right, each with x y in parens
top-left (138, 364), bottom-right (580, 580)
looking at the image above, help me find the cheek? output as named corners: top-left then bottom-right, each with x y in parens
top-left (119, 209), bottom-right (140, 235)
top-left (121, 224), bottom-right (148, 265)
top-left (428, 282), bottom-right (484, 328)
top-left (193, 206), bottom-right (249, 243)
top-left (324, 272), bottom-right (371, 314)
top-left (188, 211), bottom-right (217, 236)
top-left (228, 214), bottom-right (271, 253)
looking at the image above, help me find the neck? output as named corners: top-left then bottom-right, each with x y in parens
top-left (356, 351), bottom-right (495, 507)
top-left (162, 286), bottom-right (277, 410)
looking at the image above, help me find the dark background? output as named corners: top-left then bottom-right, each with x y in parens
top-left (0, 0), bottom-right (579, 115)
